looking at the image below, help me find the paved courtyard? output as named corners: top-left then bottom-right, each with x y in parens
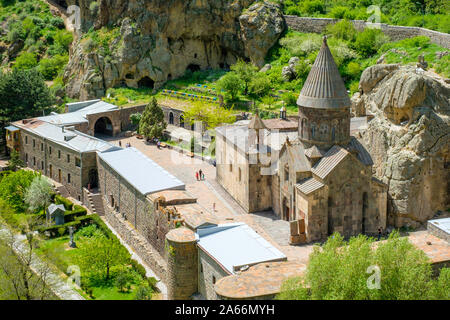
top-left (105, 135), bottom-right (315, 264)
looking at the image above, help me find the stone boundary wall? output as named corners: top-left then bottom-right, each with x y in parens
top-left (284, 16), bottom-right (450, 49)
top-left (103, 205), bottom-right (169, 283)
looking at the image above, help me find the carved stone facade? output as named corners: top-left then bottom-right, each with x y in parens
top-left (216, 37), bottom-right (388, 243)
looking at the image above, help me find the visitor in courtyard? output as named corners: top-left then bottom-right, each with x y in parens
top-left (119, 141), bottom-right (122, 147)
top-left (199, 169), bottom-right (203, 180)
top-left (378, 227), bottom-right (383, 241)
top-left (196, 171), bottom-right (199, 181)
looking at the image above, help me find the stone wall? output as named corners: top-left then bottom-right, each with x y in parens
top-left (198, 248), bottom-right (230, 300)
top-left (428, 221), bottom-right (450, 243)
top-left (103, 206), bottom-right (168, 283)
top-left (284, 16), bottom-right (450, 49)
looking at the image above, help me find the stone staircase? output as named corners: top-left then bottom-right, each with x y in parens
top-left (86, 192), bottom-right (105, 216)
top-left (55, 184), bottom-right (70, 199)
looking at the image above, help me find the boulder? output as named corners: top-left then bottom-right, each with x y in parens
top-left (358, 65), bottom-right (450, 228)
top-left (259, 64), bottom-right (272, 72)
top-left (64, 0), bottom-right (285, 99)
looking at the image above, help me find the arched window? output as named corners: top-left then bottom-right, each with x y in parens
top-left (311, 124), bottom-right (316, 139)
top-left (331, 127), bottom-right (336, 141)
top-left (301, 119), bottom-right (307, 139)
top-left (169, 112), bottom-right (174, 125)
top-left (179, 115), bottom-right (184, 127)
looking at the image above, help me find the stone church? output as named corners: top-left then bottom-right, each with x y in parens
top-left (216, 37), bottom-right (387, 243)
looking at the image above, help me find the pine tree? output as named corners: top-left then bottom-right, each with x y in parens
top-left (138, 97), bottom-right (167, 139)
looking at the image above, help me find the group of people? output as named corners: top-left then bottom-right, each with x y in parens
top-left (195, 169), bottom-right (205, 181)
top-left (118, 141), bottom-right (132, 148)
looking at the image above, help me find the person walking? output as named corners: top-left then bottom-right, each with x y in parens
top-left (195, 171), bottom-right (199, 181)
top-left (119, 141), bottom-right (122, 147)
top-left (377, 227), bottom-right (382, 241)
top-left (199, 169), bottom-right (203, 181)
top-left (212, 202), bottom-right (216, 212)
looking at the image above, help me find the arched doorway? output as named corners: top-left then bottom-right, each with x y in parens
top-left (362, 192), bottom-right (368, 234)
top-left (138, 76), bottom-right (154, 89)
top-left (88, 169), bottom-right (99, 189)
top-left (180, 115), bottom-right (184, 128)
top-left (282, 197), bottom-right (290, 221)
top-left (94, 117), bottom-right (113, 136)
top-left (169, 112), bottom-right (174, 125)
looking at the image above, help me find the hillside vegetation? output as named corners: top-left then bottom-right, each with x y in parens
top-left (282, 0), bottom-right (450, 33)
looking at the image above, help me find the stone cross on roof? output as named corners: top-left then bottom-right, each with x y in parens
top-left (297, 36), bottom-right (351, 109)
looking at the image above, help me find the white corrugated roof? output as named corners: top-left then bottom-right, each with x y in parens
top-left (429, 218), bottom-right (450, 235)
top-left (97, 147), bottom-right (185, 196)
top-left (196, 223), bottom-right (287, 274)
top-left (38, 101), bottom-right (118, 126)
top-left (16, 120), bottom-right (118, 153)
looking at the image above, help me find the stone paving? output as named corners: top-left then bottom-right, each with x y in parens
top-left (105, 135), bottom-right (316, 264)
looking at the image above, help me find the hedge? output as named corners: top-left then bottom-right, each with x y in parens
top-left (64, 205), bottom-right (87, 222)
top-left (38, 220), bottom-right (81, 238)
top-left (55, 195), bottom-right (74, 210)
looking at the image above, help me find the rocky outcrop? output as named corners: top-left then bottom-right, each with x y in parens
top-left (356, 64), bottom-right (450, 228)
top-left (63, 0), bottom-right (285, 100)
top-left (282, 57), bottom-right (300, 81)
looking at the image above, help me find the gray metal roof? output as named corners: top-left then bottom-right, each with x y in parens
top-left (47, 204), bottom-right (65, 214)
top-left (428, 218), bottom-right (450, 236)
top-left (5, 126), bottom-right (19, 132)
top-left (196, 223), bottom-right (287, 274)
top-left (38, 101), bottom-right (118, 126)
top-left (297, 37), bottom-right (351, 109)
top-left (97, 147), bottom-right (185, 196)
top-left (312, 145), bottom-right (349, 179)
top-left (296, 178), bottom-right (325, 195)
top-left (16, 120), bottom-right (118, 153)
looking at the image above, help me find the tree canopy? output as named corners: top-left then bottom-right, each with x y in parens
top-left (24, 176), bottom-right (53, 213)
top-left (183, 101), bottom-right (235, 130)
top-left (277, 232), bottom-right (449, 300)
top-left (138, 97), bottom-right (167, 139)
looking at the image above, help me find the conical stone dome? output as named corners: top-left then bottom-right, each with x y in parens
top-left (297, 36), bottom-right (351, 109)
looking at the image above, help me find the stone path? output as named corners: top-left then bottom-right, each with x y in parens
top-left (105, 136), bottom-right (316, 263)
top-left (100, 217), bottom-right (168, 300)
top-left (0, 224), bottom-right (84, 300)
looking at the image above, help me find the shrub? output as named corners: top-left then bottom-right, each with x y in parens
top-left (353, 28), bottom-right (389, 58)
top-left (326, 19), bottom-right (357, 42)
top-left (54, 195), bottom-right (73, 210)
top-left (0, 169), bottom-right (37, 211)
top-left (13, 52), bottom-right (37, 70)
top-left (38, 54), bottom-right (69, 80)
top-left (64, 205), bottom-right (88, 222)
top-left (130, 259), bottom-right (147, 279)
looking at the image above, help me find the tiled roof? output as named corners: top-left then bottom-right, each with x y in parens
top-left (311, 145), bottom-right (349, 179)
top-left (347, 137), bottom-right (374, 166)
top-left (262, 118), bottom-right (298, 131)
top-left (248, 114), bottom-right (267, 130)
top-left (305, 145), bottom-right (325, 158)
top-left (296, 178), bottom-right (325, 195)
top-left (297, 36), bottom-right (351, 109)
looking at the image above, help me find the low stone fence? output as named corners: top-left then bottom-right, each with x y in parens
top-left (284, 16), bottom-right (450, 49)
top-left (103, 204), bottom-right (168, 283)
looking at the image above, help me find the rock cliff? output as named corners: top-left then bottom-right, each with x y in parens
top-left (354, 64), bottom-right (450, 228)
top-left (62, 0), bottom-right (285, 99)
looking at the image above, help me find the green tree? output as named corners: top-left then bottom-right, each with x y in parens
top-left (24, 176), bottom-right (53, 213)
top-left (76, 235), bottom-right (130, 280)
top-left (115, 270), bottom-right (131, 293)
top-left (138, 98), bottom-right (167, 139)
top-left (38, 54), bottom-right (69, 80)
top-left (277, 231), bottom-right (443, 300)
top-left (230, 59), bottom-right (258, 94)
top-left (0, 170), bottom-right (37, 211)
top-left (7, 150), bottom-right (24, 171)
top-left (183, 101), bottom-right (235, 130)
top-left (53, 30), bottom-right (74, 53)
top-left (13, 52), bottom-right (38, 70)
top-left (134, 284), bottom-right (153, 300)
top-left (129, 113), bottom-right (142, 130)
top-left (326, 19), bottom-right (357, 42)
top-left (248, 73), bottom-right (272, 98)
top-left (217, 72), bottom-right (244, 101)
top-left (353, 28), bottom-right (389, 58)
top-left (0, 69), bottom-right (55, 136)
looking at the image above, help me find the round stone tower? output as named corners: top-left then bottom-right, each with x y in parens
top-left (165, 227), bottom-right (198, 300)
top-left (297, 36), bottom-right (351, 150)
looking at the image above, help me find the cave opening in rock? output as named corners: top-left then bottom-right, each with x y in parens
top-left (125, 73), bottom-right (134, 80)
top-left (138, 76), bottom-right (154, 89)
top-left (55, 0), bottom-right (68, 9)
top-left (187, 64), bottom-right (201, 73)
top-left (167, 74), bottom-right (172, 81)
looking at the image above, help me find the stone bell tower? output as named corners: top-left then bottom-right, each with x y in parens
top-left (297, 36), bottom-right (351, 150)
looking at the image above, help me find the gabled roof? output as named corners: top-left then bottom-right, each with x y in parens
top-left (284, 141), bottom-right (311, 173)
top-left (297, 36), bottom-right (351, 109)
top-left (311, 145), bottom-right (349, 179)
top-left (47, 204), bottom-right (65, 215)
top-left (196, 223), bottom-right (286, 275)
top-left (347, 137), bottom-right (374, 166)
top-left (97, 147), bottom-right (185, 196)
top-left (305, 145), bottom-right (325, 159)
top-left (296, 178), bottom-right (325, 195)
top-left (248, 114), bottom-right (267, 130)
